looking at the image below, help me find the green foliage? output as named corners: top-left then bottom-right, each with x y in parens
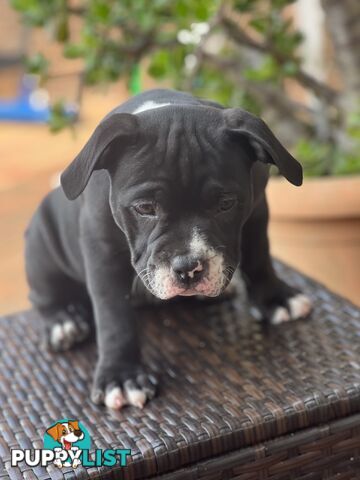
top-left (25, 53), bottom-right (49, 80)
top-left (334, 151), bottom-right (360, 176)
top-left (11, 0), bottom-right (62, 26)
top-left (334, 111), bottom-right (360, 175)
top-left (148, 49), bottom-right (172, 79)
top-left (186, 63), bottom-right (262, 114)
top-left (10, 0), bottom-right (359, 176)
top-left (347, 110), bottom-right (360, 141)
top-left (233, 0), bottom-right (256, 13)
top-left (293, 139), bottom-right (335, 177)
top-left (48, 100), bottom-right (76, 133)
top-left (293, 110), bottom-right (360, 177)
top-left (244, 56), bottom-right (282, 83)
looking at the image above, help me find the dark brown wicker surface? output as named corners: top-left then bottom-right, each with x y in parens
top-left (0, 261), bottom-right (359, 479)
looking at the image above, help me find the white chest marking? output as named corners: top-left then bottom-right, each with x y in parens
top-left (133, 101), bottom-right (171, 114)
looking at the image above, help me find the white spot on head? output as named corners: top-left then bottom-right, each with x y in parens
top-left (133, 101), bottom-right (171, 114)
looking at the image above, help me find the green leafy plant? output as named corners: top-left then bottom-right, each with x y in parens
top-left (11, 0), bottom-right (360, 176)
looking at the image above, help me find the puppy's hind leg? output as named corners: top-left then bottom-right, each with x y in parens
top-left (40, 301), bottom-right (93, 352)
top-left (25, 224), bottom-right (92, 352)
top-left (28, 272), bottom-right (93, 351)
top-left (241, 195), bottom-right (312, 325)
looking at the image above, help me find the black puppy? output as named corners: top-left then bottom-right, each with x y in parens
top-left (25, 89), bottom-right (312, 409)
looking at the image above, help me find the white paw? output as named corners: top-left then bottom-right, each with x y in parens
top-left (104, 386), bottom-right (126, 410)
top-left (288, 293), bottom-right (312, 319)
top-left (50, 323), bottom-right (69, 350)
top-left (271, 306), bottom-right (291, 325)
top-left (103, 375), bottom-right (156, 410)
top-left (123, 380), bottom-right (147, 409)
top-left (104, 383), bottom-right (147, 410)
top-left (49, 313), bottom-right (90, 351)
top-left (50, 320), bottom-right (78, 350)
top-left (270, 294), bottom-right (312, 325)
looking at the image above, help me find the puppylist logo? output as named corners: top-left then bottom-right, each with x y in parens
top-left (11, 419), bottom-right (130, 469)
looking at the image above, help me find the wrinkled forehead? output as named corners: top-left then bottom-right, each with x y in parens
top-left (137, 104), bottom-right (226, 135)
top-left (114, 106), bottom-right (250, 194)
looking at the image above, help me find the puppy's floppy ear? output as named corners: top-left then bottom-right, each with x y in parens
top-left (69, 420), bottom-right (80, 430)
top-left (46, 423), bottom-right (62, 441)
top-left (224, 108), bottom-right (303, 186)
top-left (61, 113), bottom-right (139, 200)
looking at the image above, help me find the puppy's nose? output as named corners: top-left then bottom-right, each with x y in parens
top-left (171, 255), bottom-right (204, 284)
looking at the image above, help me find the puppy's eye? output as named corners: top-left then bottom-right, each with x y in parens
top-left (134, 203), bottom-right (157, 217)
top-left (218, 197), bottom-right (236, 212)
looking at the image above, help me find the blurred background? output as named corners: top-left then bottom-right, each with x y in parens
top-left (0, 0), bottom-right (359, 314)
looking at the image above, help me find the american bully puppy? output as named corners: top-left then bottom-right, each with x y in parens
top-left (25, 89), bottom-right (312, 410)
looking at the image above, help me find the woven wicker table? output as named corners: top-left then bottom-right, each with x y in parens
top-left (0, 261), bottom-right (359, 480)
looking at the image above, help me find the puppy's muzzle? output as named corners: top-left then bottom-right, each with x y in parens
top-left (171, 255), bottom-right (206, 287)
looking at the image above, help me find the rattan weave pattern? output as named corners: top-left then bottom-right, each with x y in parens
top-left (0, 261), bottom-right (359, 479)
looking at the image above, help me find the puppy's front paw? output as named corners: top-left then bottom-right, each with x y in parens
top-left (91, 365), bottom-right (157, 410)
top-left (249, 279), bottom-right (313, 325)
top-left (270, 293), bottom-right (312, 325)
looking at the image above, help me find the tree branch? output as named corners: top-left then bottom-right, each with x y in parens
top-left (200, 51), bottom-right (314, 141)
top-left (67, 5), bottom-right (86, 15)
top-left (220, 14), bottom-right (338, 103)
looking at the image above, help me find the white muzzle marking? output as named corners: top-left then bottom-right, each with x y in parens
top-left (145, 229), bottom-right (227, 299)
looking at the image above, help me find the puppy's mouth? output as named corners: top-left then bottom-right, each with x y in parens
top-left (63, 440), bottom-right (72, 450)
top-left (138, 263), bottom-right (235, 300)
top-left (179, 289), bottom-right (200, 296)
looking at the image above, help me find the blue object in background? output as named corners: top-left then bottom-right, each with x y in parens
top-left (0, 75), bottom-right (50, 122)
top-left (0, 74), bottom-right (77, 123)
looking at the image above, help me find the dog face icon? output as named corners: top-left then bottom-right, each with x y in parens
top-left (46, 420), bottom-right (84, 450)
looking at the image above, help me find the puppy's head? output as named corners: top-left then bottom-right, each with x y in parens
top-left (46, 420), bottom-right (84, 445)
top-left (61, 103), bottom-right (302, 299)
